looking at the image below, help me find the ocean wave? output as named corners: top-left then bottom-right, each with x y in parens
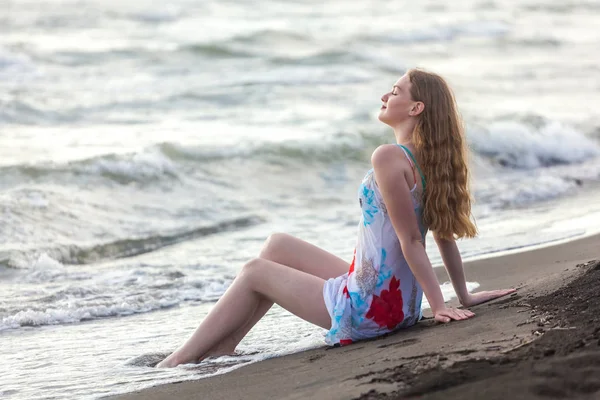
top-left (4, 216), bottom-right (264, 269)
top-left (0, 254), bottom-right (233, 331)
top-left (230, 29), bottom-right (312, 45)
top-left (470, 121), bottom-right (600, 169)
top-left (181, 43), bottom-right (255, 58)
top-left (0, 132), bottom-right (381, 185)
top-left (0, 99), bottom-right (59, 125)
top-left (475, 155), bottom-right (600, 210)
top-left (0, 281), bottom-right (229, 331)
top-left (0, 297), bottom-right (180, 331)
top-left (3, 120), bottom-right (598, 188)
top-left (484, 175), bottom-right (578, 209)
top-left (46, 41), bottom-right (253, 67)
top-left (75, 150), bottom-right (178, 183)
top-left (5, 149), bottom-right (178, 184)
top-left (144, 122), bottom-right (600, 169)
top-left (21, 253), bottom-right (92, 283)
top-left (268, 49), bottom-right (355, 66)
top-left (521, 2), bottom-right (600, 13)
top-left (126, 6), bottom-right (182, 23)
top-left (177, 29), bottom-right (313, 60)
top-left (371, 20), bottom-right (510, 44)
top-left (0, 48), bottom-right (35, 73)
top-left (266, 47), bottom-right (405, 73)
top-left (158, 133), bottom-right (380, 164)
top-left (0, 48), bottom-right (38, 84)
top-left (236, 64), bottom-right (373, 87)
top-left (354, 50), bottom-right (407, 73)
top-left (501, 36), bottom-right (563, 48)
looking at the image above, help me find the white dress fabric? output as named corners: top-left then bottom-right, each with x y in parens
top-left (323, 145), bottom-right (428, 346)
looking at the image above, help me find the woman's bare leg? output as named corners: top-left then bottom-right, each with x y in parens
top-left (156, 257), bottom-right (332, 367)
top-left (204, 233), bottom-right (349, 357)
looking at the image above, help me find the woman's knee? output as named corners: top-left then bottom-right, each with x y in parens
top-left (259, 232), bottom-right (292, 260)
top-left (239, 258), bottom-right (267, 287)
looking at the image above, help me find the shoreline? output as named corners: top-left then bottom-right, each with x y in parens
top-left (107, 232), bottom-right (600, 400)
top-left (449, 228), bottom-right (598, 266)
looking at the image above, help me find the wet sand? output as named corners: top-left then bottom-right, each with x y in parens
top-left (108, 233), bottom-right (600, 400)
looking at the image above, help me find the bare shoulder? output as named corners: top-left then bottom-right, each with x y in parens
top-left (371, 144), bottom-right (422, 240)
top-left (371, 144), bottom-right (410, 175)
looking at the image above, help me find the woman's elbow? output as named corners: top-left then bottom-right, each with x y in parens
top-left (399, 234), bottom-right (425, 250)
top-left (433, 231), bottom-right (454, 245)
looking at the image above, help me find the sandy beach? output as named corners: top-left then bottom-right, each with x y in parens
top-left (108, 232), bottom-right (600, 400)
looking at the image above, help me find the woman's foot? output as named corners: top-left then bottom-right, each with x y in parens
top-left (156, 351), bottom-right (191, 368)
top-left (156, 341), bottom-right (238, 368)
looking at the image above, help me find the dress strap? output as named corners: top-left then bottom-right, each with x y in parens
top-left (396, 144), bottom-right (426, 191)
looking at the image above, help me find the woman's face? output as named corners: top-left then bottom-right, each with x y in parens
top-left (378, 74), bottom-right (417, 126)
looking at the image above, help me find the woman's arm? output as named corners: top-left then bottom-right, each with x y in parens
top-left (372, 145), bottom-right (473, 323)
top-left (433, 233), bottom-right (469, 304)
top-left (433, 226), bottom-right (517, 307)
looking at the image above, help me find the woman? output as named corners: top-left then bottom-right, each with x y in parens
top-left (157, 69), bottom-right (515, 367)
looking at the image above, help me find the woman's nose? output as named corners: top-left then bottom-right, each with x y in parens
top-left (381, 93), bottom-right (389, 103)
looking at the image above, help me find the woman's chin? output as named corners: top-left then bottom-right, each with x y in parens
top-left (378, 113), bottom-right (391, 125)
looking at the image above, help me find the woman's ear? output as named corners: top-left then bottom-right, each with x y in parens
top-left (410, 102), bottom-right (425, 116)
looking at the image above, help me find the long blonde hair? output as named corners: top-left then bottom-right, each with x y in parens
top-left (408, 69), bottom-right (477, 239)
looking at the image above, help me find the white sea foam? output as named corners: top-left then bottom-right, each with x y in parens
top-left (75, 150), bottom-right (178, 182)
top-left (355, 49), bottom-right (407, 73)
top-left (33, 252), bottom-right (62, 269)
top-left (23, 190), bottom-right (50, 209)
top-left (385, 21), bottom-right (510, 43)
top-left (13, 250), bottom-right (90, 280)
top-left (23, 253), bottom-right (68, 282)
top-left (0, 296), bottom-right (182, 331)
top-left (7, 120), bottom-right (596, 187)
top-left (0, 48), bottom-right (35, 75)
top-left (240, 65), bottom-right (373, 86)
top-left (470, 121), bottom-right (600, 169)
top-left (2, 266), bottom-right (232, 331)
top-left (496, 175), bottom-right (576, 207)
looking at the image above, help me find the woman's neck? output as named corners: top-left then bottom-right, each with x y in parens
top-left (392, 119), bottom-right (417, 147)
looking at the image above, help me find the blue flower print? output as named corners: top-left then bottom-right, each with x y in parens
top-left (348, 291), bottom-right (367, 326)
top-left (348, 290), bottom-right (367, 309)
top-left (360, 184), bottom-right (378, 226)
top-left (351, 314), bottom-right (365, 326)
top-left (376, 249), bottom-right (392, 287)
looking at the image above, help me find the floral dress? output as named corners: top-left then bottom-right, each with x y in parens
top-left (323, 144), bottom-right (427, 346)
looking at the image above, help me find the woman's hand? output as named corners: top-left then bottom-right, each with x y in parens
top-left (460, 288), bottom-right (517, 308)
top-left (433, 306), bottom-right (475, 323)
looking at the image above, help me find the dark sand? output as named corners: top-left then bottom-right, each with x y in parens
top-left (108, 233), bottom-right (600, 400)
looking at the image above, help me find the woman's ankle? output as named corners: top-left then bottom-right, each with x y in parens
top-left (204, 344), bottom-right (237, 358)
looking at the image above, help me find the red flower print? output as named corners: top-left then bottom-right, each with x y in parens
top-left (348, 249), bottom-right (357, 275)
top-left (343, 285), bottom-right (350, 298)
top-left (365, 276), bottom-right (404, 330)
